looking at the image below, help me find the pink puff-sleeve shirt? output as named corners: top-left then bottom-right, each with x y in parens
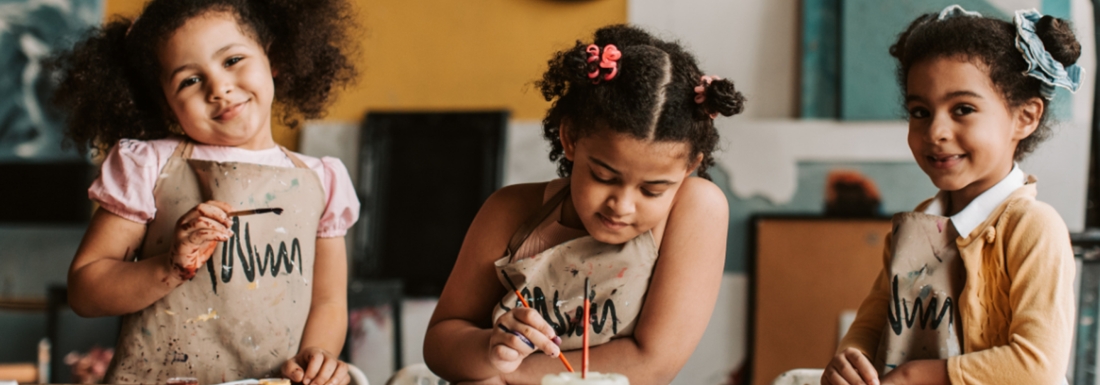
top-left (89, 137), bottom-right (360, 238)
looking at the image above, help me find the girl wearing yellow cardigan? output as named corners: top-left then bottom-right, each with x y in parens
top-left (824, 5), bottom-right (1081, 385)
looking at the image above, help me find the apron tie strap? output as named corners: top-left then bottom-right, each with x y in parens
top-left (505, 184), bottom-right (571, 260)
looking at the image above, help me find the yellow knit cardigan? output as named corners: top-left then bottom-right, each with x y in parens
top-left (839, 178), bottom-right (1076, 384)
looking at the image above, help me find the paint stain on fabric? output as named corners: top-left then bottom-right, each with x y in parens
top-left (270, 290), bottom-right (285, 306)
top-left (274, 227), bottom-right (287, 234)
top-left (248, 282), bottom-right (259, 290)
top-left (936, 220), bottom-right (944, 233)
top-left (265, 193), bottom-right (276, 202)
top-left (164, 310), bottom-right (176, 316)
top-left (617, 267), bottom-right (628, 278)
top-left (919, 285), bottom-right (932, 299)
top-left (187, 308), bottom-right (218, 323)
top-left (169, 351), bottom-right (188, 364)
top-left (241, 336), bottom-right (259, 351)
top-left (908, 265), bottom-right (928, 279)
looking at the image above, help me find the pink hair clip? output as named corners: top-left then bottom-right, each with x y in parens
top-left (694, 75), bottom-right (721, 118)
top-left (586, 44), bottom-right (621, 84)
top-left (599, 45), bottom-right (621, 81)
top-left (586, 45), bottom-right (601, 80)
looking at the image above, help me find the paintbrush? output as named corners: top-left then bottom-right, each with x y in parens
top-left (227, 208), bottom-right (283, 217)
top-left (501, 270), bottom-right (575, 373)
top-left (582, 277), bottom-right (590, 379)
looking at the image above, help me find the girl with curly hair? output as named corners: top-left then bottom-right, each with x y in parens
top-left (824, 5), bottom-right (1082, 385)
top-left (52, 1), bottom-right (358, 384)
top-left (422, 24), bottom-right (745, 384)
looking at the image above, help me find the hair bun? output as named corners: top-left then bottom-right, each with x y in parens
top-left (1036, 15), bottom-right (1081, 66)
top-left (704, 78), bottom-right (746, 117)
top-left (569, 44), bottom-right (593, 82)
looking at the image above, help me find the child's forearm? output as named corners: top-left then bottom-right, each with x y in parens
top-left (68, 209), bottom-right (184, 317)
top-left (68, 252), bottom-right (185, 317)
top-left (423, 320), bottom-right (503, 382)
top-left (298, 300), bottom-right (347, 355)
top-left (298, 236), bottom-right (349, 355)
top-left (883, 359), bottom-right (948, 385)
top-left (501, 337), bottom-right (680, 385)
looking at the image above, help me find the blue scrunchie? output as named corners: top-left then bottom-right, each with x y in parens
top-left (1014, 8), bottom-right (1083, 99)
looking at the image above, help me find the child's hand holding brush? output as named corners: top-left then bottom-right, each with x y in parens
top-left (490, 307), bottom-right (563, 374)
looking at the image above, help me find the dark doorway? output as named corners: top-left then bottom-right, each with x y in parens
top-left (354, 111), bottom-right (508, 297)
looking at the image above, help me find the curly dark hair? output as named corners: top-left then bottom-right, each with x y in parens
top-left (48, 0), bottom-right (358, 154)
top-left (537, 24), bottom-right (746, 179)
top-left (890, 11), bottom-right (1081, 160)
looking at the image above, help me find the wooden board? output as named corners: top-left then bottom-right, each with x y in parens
top-left (750, 217), bottom-right (892, 385)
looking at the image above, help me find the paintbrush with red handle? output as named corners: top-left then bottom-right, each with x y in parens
top-left (582, 277), bottom-right (590, 379)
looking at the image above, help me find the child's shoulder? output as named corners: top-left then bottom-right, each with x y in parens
top-left (112, 136), bottom-right (182, 156)
top-left (484, 182), bottom-right (552, 217)
top-left (464, 182), bottom-right (553, 252)
top-left (672, 176), bottom-right (728, 213)
top-left (998, 185), bottom-right (1066, 234)
top-left (101, 137), bottom-right (182, 172)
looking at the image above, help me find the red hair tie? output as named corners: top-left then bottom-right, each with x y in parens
top-left (585, 44), bottom-right (621, 84)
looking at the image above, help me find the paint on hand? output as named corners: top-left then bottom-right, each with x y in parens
top-left (174, 240), bottom-right (218, 280)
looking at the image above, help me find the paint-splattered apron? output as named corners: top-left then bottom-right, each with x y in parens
top-left (873, 212), bottom-right (964, 375)
top-left (105, 140), bottom-right (325, 384)
top-left (492, 186), bottom-right (659, 351)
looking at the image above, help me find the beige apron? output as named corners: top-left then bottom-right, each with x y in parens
top-left (105, 140), bottom-right (326, 384)
top-left (491, 186), bottom-right (659, 351)
top-left (874, 212), bottom-right (965, 375)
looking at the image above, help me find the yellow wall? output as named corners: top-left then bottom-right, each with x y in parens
top-left (105, 0), bottom-right (626, 149)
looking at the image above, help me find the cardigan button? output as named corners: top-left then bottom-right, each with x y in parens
top-left (983, 227), bottom-right (996, 243)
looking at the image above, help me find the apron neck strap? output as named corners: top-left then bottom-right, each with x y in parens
top-left (170, 139), bottom-right (310, 170)
top-left (171, 139), bottom-right (196, 159)
top-left (505, 184), bottom-right (571, 259)
top-left (278, 146), bottom-right (310, 169)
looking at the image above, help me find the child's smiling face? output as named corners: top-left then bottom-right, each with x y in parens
top-left (562, 128), bottom-right (699, 245)
top-left (905, 56), bottom-right (1040, 209)
top-left (158, 11), bottom-right (276, 150)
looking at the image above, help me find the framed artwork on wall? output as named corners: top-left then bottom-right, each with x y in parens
top-left (0, 0), bottom-right (102, 223)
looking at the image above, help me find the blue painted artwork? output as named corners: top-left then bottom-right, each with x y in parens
top-left (801, 0), bottom-right (840, 118)
top-left (802, 0), bottom-right (1072, 120)
top-left (840, 0), bottom-right (1008, 120)
top-left (0, 0), bottom-right (102, 161)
